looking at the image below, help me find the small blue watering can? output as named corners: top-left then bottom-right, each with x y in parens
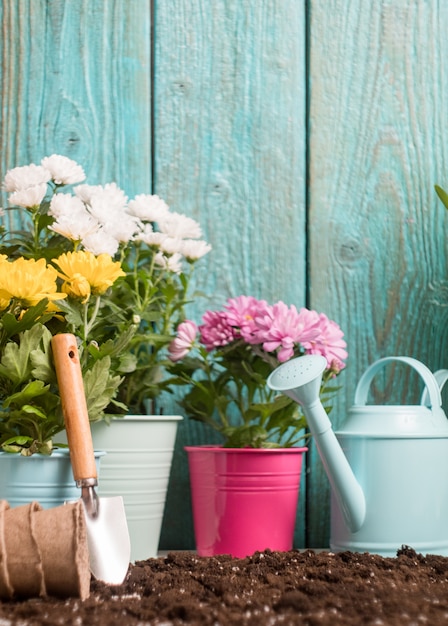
top-left (267, 355), bottom-right (448, 556)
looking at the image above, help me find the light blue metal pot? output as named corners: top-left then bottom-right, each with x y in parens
top-left (268, 355), bottom-right (448, 556)
top-left (0, 448), bottom-right (104, 509)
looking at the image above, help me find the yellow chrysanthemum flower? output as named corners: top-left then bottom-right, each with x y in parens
top-left (54, 250), bottom-right (125, 302)
top-left (61, 273), bottom-right (91, 302)
top-left (0, 257), bottom-right (66, 310)
top-left (0, 257), bottom-right (10, 310)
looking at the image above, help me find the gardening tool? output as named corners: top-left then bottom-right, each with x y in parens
top-left (52, 333), bottom-right (131, 584)
top-left (267, 355), bottom-right (448, 556)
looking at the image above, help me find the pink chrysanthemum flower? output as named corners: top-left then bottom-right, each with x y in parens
top-left (254, 302), bottom-right (322, 362)
top-left (224, 296), bottom-right (268, 341)
top-left (168, 320), bottom-right (198, 362)
top-left (302, 313), bottom-right (348, 371)
top-left (199, 310), bottom-right (237, 351)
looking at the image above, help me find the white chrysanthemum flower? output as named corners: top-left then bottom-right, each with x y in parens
top-left (135, 229), bottom-right (167, 248)
top-left (180, 239), bottom-right (212, 260)
top-left (127, 194), bottom-right (170, 222)
top-left (132, 221), bottom-right (152, 237)
top-left (158, 212), bottom-right (202, 239)
top-left (160, 236), bottom-right (185, 255)
top-left (49, 213), bottom-right (99, 241)
top-left (82, 228), bottom-right (120, 256)
top-left (8, 183), bottom-right (48, 208)
top-left (49, 193), bottom-right (88, 218)
top-left (41, 154), bottom-right (86, 185)
top-left (74, 183), bottom-right (102, 204)
top-left (154, 251), bottom-right (183, 274)
top-left (103, 213), bottom-right (140, 244)
top-left (87, 183), bottom-right (128, 224)
top-left (3, 164), bottom-right (51, 192)
top-left (134, 223), bottom-right (168, 248)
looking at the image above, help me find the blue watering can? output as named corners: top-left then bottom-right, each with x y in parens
top-left (267, 355), bottom-right (448, 556)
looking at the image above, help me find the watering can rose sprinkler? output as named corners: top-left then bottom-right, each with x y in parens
top-left (268, 354), bottom-right (448, 556)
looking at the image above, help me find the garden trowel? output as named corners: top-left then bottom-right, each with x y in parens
top-left (51, 333), bottom-right (131, 585)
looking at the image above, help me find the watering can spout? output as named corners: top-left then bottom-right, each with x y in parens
top-left (267, 355), bottom-right (366, 533)
top-left (300, 398), bottom-right (366, 532)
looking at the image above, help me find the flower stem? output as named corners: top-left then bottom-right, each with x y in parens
top-left (83, 295), bottom-right (102, 342)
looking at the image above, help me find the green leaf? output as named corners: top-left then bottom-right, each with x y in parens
top-left (30, 325), bottom-right (55, 382)
top-left (223, 425), bottom-right (269, 448)
top-left (0, 342), bottom-right (27, 385)
top-left (88, 325), bottom-right (137, 361)
top-left (21, 404), bottom-right (48, 420)
top-left (54, 299), bottom-right (84, 328)
top-left (117, 353), bottom-right (138, 373)
top-left (3, 380), bottom-right (50, 408)
top-left (0, 300), bottom-right (49, 338)
top-left (2, 435), bottom-right (33, 446)
top-left (1, 444), bottom-right (26, 453)
top-left (37, 212), bottom-right (54, 229)
top-left (0, 324), bottom-right (50, 385)
top-left (83, 357), bottom-right (122, 421)
top-left (435, 184), bottom-right (448, 210)
top-left (0, 435), bottom-right (53, 455)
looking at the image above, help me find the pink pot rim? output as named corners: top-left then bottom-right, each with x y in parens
top-left (184, 445), bottom-right (308, 453)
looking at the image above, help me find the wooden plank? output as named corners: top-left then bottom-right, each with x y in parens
top-left (307, 0), bottom-right (448, 548)
top-left (0, 0), bottom-right (152, 210)
top-left (154, 0), bottom-right (307, 549)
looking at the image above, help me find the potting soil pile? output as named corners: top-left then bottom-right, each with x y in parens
top-left (1, 546), bottom-right (448, 624)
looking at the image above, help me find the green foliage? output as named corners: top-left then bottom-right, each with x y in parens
top-left (95, 245), bottom-right (196, 414)
top-left (0, 323), bottom-right (62, 454)
top-left (82, 356), bottom-right (123, 421)
top-left (0, 315), bottom-right (127, 454)
top-left (168, 343), bottom-right (341, 448)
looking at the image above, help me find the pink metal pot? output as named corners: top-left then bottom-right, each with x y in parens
top-left (185, 446), bottom-right (307, 558)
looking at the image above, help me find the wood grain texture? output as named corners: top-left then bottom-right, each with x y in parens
top-left (152, 0), bottom-right (306, 308)
top-left (0, 0), bottom-right (152, 221)
top-left (153, 0), bottom-right (307, 549)
top-left (307, 0), bottom-right (448, 547)
top-left (52, 334), bottom-right (97, 481)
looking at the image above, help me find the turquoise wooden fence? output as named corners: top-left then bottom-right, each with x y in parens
top-left (1, 0), bottom-right (447, 550)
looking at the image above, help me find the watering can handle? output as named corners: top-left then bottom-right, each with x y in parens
top-left (421, 369), bottom-right (448, 407)
top-left (354, 356), bottom-right (442, 408)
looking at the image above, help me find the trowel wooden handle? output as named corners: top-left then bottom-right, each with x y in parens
top-left (51, 334), bottom-right (97, 482)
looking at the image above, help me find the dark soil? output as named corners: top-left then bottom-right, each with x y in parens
top-left (1, 547), bottom-right (448, 625)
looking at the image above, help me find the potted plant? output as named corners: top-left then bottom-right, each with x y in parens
top-left (55, 166), bottom-right (211, 560)
top-left (0, 156), bottom-right (128, 505)
top-left (0, 155), bottom-right (211, 558)
top-left (168, 295), bottom-right (347, 557)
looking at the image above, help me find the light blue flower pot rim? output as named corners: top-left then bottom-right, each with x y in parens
top-left (0, 448), bottom-right (106, 458)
